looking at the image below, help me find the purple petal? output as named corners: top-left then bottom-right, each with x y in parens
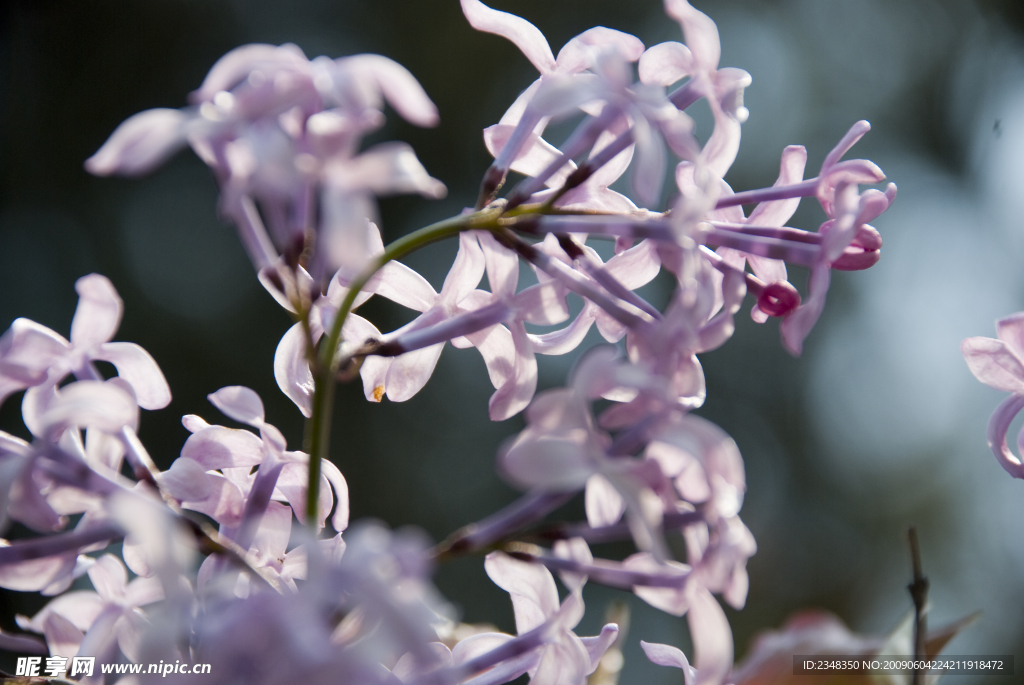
top-left (747, 145), bottom-right (807, 229)
top-left (586, 121), bottom-right (635, 190)
top-left (530, 307), bottom-right (597, 355)
top-left (500, 437), bottom-right (594, 491)
top-left (664, 0), bottom-right (721, 70)
top-left (688, 587), bottom-right (733, 685)
top-left (392, 642), bottom-right (453, 681)
top-left (71, 274), bottom-right (122, 348)
top-left (702, 102), bottom-right (742, 179)
top-left (0, 318), bottom-right (70, 386)
top-left (484, 551), bottom-right (559, 632)
top-left (208, 386), bottom-right (265, 427)
top-left (192, 43), bottom-right (308, 102)
top-left (997, 312), bottom-right (1024, 361)
top-left (330, 142), bottom-right (446, 199)
top-left (821, 120), bottom-right (871, 173)
top-left (513, 283), bottom-right (571, 326)
top-left (581, 624), bottom-right (620, 674)
top-left (342, 314), bottom-right (392, 402)
top-left (87, 554), bottom-right (127, 602)
top-left (158, 458), bottom-right (214, 502)
top-left (250, 500), bottom-right (293, 561)
top-left (385, 342), bottom-right (444, 403)
top-left (93, 342), bottom-right (171, 410)
top-left (488, 322), bottom-right (538, 421)
top-left (460, 0), bottom-right (556, 74)
top-left (478, 231), bottom-right (520, 297)
top-left (0, 628), bottom-right (47, 655)
top-left (17, 590), bottom-right (103, 633)
top-left (320, 459), bottom-right (350, 532)
top-left (181, 425), bottom-right (264, 469)
top-left (274, 324), bottom-right (315, 418)
top-left (84, 108), bottom-right (190, 176)
top-left (556, 27), bottom-right (645, 73)
top-left (962, 337), bottom-right (1024, 394)
top-left (441, 232), bottom-right (487, 306)
top-left (779, 265), bottom-right (830, 356)
top-left (272, 462), bottom-right (332, 530)
top-left (38, 380), bottom-right (138, 437)
top-left (585, 474), bottom-right (626, 527)
top-left (987, 394), bottom-right (1024, 479)
top-left (623, 553), bottom-right (692, 615)
top-left (631, 118), bottom-right (667, 207)
top-left (0, 550), bottom-right (78, 592)
top-left (464, 323), bottom-right (515, 390)
top-left (641, 640), bottom-right (693, 673)
top-left (41, 613), bottom-right (84, 661)
top-left (638, 41), bottom-right (693, 86)
top-left (339, 54), bottom-right (440, 127)
top-left (484, 125), bottom-right (576, 187)
top-left (451, 632), bottom-right (515, 665)
top-left (369, 261), bottom-right (439, 312)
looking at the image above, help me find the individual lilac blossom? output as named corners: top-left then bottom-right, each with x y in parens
top-left (277, 228), bottom-right (572, 419)
top-left (160, 387), bottom-right (348, 536)
top-left (86, 44), bottom-right (444, 277)
top-left (0, 274), bottom-right (170, 413)
top-left (465, 0), bottom-right (703, 210)
top-left (17, 554), bottom-right (163, 665)
top-left (196, 501), bottom-right (322, 596)
top-left (666, 121), bottom-right (895, 355)
top-left (499, 349), bottom-right (685, 559)
top-left (525, 235), bottom-right (662, 355)
top-left (639, 0), bottom-right (751, 180)
top-left (463, 1), bottom-right (641, 183)
top-left (962, 312), bottom-right (1024, 478)
top-left (472, 547), bottom-right (619, 685)
top-left (1, 379), bottom-right (142, 538)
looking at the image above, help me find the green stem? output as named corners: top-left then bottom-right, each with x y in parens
top-left (304, 209), bottom-right (500, 528)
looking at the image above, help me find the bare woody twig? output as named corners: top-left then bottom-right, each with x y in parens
top-left (907, 526), bottom-right (929, 685)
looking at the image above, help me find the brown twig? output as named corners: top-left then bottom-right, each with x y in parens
top-left (907, 526), bottom-right (929, 685)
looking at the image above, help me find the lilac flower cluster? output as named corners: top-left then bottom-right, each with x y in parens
top-left (0, 1), bottom-right (896, 683)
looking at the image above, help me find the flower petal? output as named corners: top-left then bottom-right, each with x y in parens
top-left (338, 54), bottom-right (440, 127)
top-left (689, 587), bottom-right (733, 685)
top-left (460, 0), bottom-right (556, 74)
top-left (996, 313), bottom-right (1024, 362)
top-left (385, 343), bottom-right (444, 403)
top-left (84, 108), bottom-right (190, 177)
top-left (639, 41), bottom-right (693, 86)
top-left (71, 274), bottom-right (123, 348)
top-left (208, 386), bottom-right (266, 427)
top-left (274, 324), bottom-right (315, 418)
top-left (962, 337), bottom-right (1024, 394)
top-left (484, 551), bottom-right (559, 633)
top-left (93, 342), bottom-right (171, 410)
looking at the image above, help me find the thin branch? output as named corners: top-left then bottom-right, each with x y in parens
top-left (907, 526), bottom-right (929, 685)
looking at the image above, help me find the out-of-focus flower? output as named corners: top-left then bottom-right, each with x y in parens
top-left (86, 45), bottom-right (444, 278)
top-left (17, 554), bottom-right (163, 664)
top-left (962, 312), bottom-right (1024, 478)
top-left (0, 274), bottom-right (170, 413)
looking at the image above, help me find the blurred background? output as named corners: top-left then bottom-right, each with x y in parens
top-left (2, 0), bottom-right (1024, 681)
